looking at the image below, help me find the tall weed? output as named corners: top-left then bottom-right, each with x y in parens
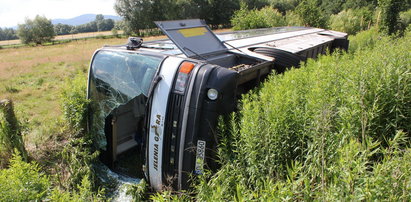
top-left (193, 28), bottom-right (411, 200)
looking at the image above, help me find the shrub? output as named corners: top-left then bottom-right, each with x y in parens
top-left (295, 0), bottom-right (328, 28)
top-left (399, 9), bottom-right (411, 32)
top-left (0, 152), bottom-right (50, 201)
top-left (60, 72), bottom-right (90, 131)
top-left (348, 27), bottom-right (381, 52)
top-left (231, 5), bottom-right (286, 30)
top-left (378, 0), bottom-right (402, 34)
top-left (329, 9), bottom-right (374, 35)
top-left (126, 179), bottom-right (149, 201)
top-left (400, 9), bottom-right (411, 26)
top-left (17, 15), bottom-right (55, 45)
top-left (285, 10), bottom-right (304, 26)
top-left (259, 6), bottom-right (287, 27)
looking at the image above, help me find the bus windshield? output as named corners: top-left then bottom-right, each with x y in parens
top-left (88, 50), bottom-right (163, 150)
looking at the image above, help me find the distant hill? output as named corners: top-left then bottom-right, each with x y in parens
top-left (52, 14), bottom-right (122, 26)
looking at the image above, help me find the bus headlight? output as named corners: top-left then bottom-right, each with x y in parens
top-left (207, 88), bottom-right (218, 100)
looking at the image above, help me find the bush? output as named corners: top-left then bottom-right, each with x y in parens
top-left (0, 152), bottom-right (50, 201)
top-left (259, 6), bottom-right (287, 27)
top-left (17, 15), bottom-right (55, 45)
top-left (348, 27), bottom-right (381, 52)
top-left (329, 9), bottom-right (374, 35)
top-left (285, 10), bottom-right (304, 26)
top-left (400, 9), bottom-right (411, 26)
top-left (399, 9), bottom-right (411, 32)
top-left (193, 28), bottom-right (411, 200)
top-left (231, 6), bottom-right (286, 30)
top-left (295, 0), bottom-right (328, 28)
top-left (378, 0), bottom-right (402, 35)
top-left (60, 72), bottom-right (90, 132)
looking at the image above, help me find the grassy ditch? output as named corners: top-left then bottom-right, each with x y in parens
top-left (0, 28), bottom-right (410, 200)
top-left (185, 30), bottom-right (411, 201)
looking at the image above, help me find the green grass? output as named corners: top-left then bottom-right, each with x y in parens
top-left (0, 37), bottom-right (133, 157)
top-left (157, 29), bottom-right (411, 201)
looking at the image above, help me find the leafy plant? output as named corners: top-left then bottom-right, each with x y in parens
top-left (329, 9), bottom-right (374, 35)
top-left (126, 179), bottom-right (149, 201)
top-left (348, 27), bottom-right (380, 52)
top-left (295, 0), bottom-right (328, 28)
top-left (231, 5), bottom-right (286, 30)
top-left (0, 152), bottom-right (50, 201)
top-left (378, 0), bottom-right (402, 35)
top-left (17, 15), bottom-right (55, 45)
top-left (60, 72), bottom-right (90, 132)
top-left (49, 175), bottom-right (105, 201)
top-left (285, 10), bottom-right (304, 26)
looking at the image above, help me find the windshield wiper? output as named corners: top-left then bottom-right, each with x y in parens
top-left (145, 75), bottom-right (162, 106)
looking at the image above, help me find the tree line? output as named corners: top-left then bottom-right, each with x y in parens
top-left (54, 14), bottom-right (115, 35)
top-left (116, 0), bottom-right (411, 36)
top-left (0, 28), bottom-right (18, 41)
top-left (0, 14), bottom-right (116, 43)
top-left (3, 0), bottom-right (411, 44)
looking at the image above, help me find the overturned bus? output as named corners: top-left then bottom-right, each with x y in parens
top-left (87, 19), bottom-right (348, 190)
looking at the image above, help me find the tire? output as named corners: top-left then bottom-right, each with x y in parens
top-left (250, 47), bottom-right (306, 73)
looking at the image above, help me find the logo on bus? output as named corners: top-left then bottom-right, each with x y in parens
top-left (151, 114), bottom-right (162, 171)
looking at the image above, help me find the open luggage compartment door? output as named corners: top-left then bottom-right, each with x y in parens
top-left (155, 19), bottom-right (228, 58)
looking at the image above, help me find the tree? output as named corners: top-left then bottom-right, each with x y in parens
top-left (115, 0), bottom-right (240, 34)
top-left (344, 0), bottom-right (378, 10)
top-left (295, 0), bottom-right (328, 28)
top-left (54, 23), bottom-right (73, 35)
top-left (320, 0), bottom-right (345, 15)
top-left (17, 15), bottom-right (55, 44)
top-left (70, 27), bottom-right (79, 34)
top-left (378, 0), bottom-right (402, 34)
top-left (95, 14), bottom-right (106, 31)
top-left (115, 0), bottom-right (173, 35)
top-left (0, 28), bottom-right (18, 41)
top-left (329, 9), bottom-right (370, 35)
top-left (241, 0), bottom-right (269, 9)
top-left (269, 0), bottom-right (301, 14)
top-left (100, 19), bottom-right (115, 31)
top-left (204, 0), bottom-right (241, 28)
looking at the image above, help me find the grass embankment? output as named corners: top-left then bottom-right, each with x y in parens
top-left (150, 30), bottom-right (411, 200)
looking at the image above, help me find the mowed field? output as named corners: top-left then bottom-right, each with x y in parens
top-left (0, 35), bottom-right (166, 150)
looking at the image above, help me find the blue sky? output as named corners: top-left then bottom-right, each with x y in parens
top-left (0, 0), bottom-right (117, 28)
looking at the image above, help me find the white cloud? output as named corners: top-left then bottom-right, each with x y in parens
top-left (0, 0), bottom-right (117, 28)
